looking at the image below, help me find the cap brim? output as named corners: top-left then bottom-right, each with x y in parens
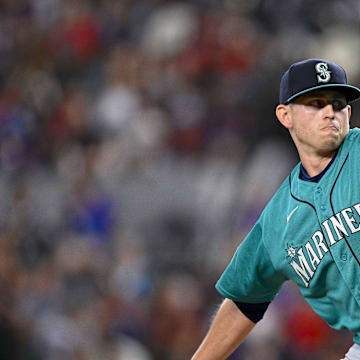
top-left (284, 84), bottom-right (360, 104)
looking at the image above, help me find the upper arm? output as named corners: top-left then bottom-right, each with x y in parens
top-left (216, 220), bottom-right (287, 303)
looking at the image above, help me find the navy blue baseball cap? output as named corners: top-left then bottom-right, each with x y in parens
top-left (279, 58), bottom-right (360, 104)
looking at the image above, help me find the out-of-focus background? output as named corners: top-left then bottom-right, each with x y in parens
top-left (1, 0), bottom-right (360, 359)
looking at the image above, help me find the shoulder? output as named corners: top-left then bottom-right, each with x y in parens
top-left (262, 168), bottom-right (298, 214)
top-left (334, 128), bottom-right (360, 156)
top-left (256, 166), bottom-right (300, 232)
top-left (349, 127), bottom-right (360, 137)
top-left (346, 128), bottom-right (360, 147)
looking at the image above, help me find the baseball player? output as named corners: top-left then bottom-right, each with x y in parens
top-left (191, 59), bottom-right (360, 360)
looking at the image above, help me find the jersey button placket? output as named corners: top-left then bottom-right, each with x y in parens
top-left (314, 187), bottom-right (329, 222)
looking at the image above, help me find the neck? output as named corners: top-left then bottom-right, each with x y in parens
top-left (299, 151), bottom-right (336, 177)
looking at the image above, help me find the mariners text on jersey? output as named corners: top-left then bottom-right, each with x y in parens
top-left (289, 202), bottom-right (360, 287)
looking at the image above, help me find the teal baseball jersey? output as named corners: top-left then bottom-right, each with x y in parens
top-left (216, 128), bottom-right (360, 344)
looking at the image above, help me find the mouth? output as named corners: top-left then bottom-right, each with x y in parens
top-left (322, 125), bottom-right (339, 132)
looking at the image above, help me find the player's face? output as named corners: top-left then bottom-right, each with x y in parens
top-left (287, 90), bottom-right (351, 156)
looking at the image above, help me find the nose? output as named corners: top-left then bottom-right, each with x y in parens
top-left (323, 104), bottom-right (335, 119)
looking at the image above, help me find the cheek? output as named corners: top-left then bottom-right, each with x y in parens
top-left (294, 114), bottom-right (316, 135)
top-left (339, 113), bottom-right (350, 131)
top-left (292, 121), bottom-right (314, 144)
top-left (342, 120), bottom-right (350, 138)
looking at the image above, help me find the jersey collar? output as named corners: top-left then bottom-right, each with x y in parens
top-left (289, 130), bottom-right (353, 202)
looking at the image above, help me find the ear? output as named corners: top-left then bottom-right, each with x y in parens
top-left (347, 104), bottom-right (351, 119)
top-left (276, 104), bottom-right (293, 129)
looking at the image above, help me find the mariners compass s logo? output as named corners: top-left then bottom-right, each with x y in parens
top-left (315, 62), bottom-right (331, 83)
top-left (285, 243), bottom-right (298, 262)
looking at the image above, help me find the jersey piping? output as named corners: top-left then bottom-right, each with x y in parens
top-left (289, 174), bottom-right (333, 259)
top-left (328, 153), bottom-right (360, 266)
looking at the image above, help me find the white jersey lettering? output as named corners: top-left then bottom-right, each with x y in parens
top-left (311, 231), bottom-right (328, 259)
top-left (322, 220), bottom-right (337, 245)
top-left (342, 208), bottom-right (360, 234)
top-left (330, 213), bottom-right (349, 240)
top-left (290, 248), bottom-right (314, 287)
top-left (305, 241), bottom-right (320, 270)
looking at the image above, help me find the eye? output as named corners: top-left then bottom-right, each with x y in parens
top-left (332, 100), bottom-right (347, 111)
top-left (309, 99), bottom-right (326, 108)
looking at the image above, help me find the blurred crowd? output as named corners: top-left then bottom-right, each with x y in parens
top-left (1, 0), bottom-right (360, 359)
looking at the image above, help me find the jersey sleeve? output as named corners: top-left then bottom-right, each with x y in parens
top-left (233, 301), bottom-right (270, 323)
top-left (216, 220), bottom-right (286, 303)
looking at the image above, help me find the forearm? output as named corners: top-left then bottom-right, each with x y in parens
top-left (192, 298), bottom-right (255, 360)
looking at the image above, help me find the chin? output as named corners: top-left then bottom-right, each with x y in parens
top-left (321, 136), bottom-right (343, 153)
